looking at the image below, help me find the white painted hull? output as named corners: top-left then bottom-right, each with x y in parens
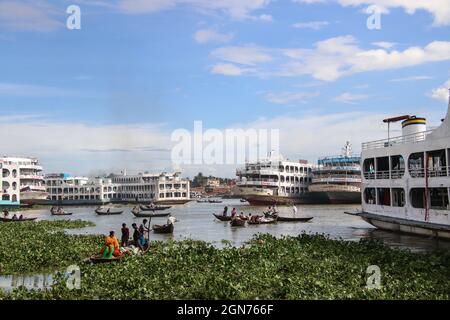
top-left (356, 212), bottom-right (450, 240)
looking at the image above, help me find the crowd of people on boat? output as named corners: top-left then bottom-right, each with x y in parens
top-left (2, 209), bottom-right (24, 220)
top-left (98, 215), bottom-right (178, 259)
top-left (220, 204), bottom-right (298, 223)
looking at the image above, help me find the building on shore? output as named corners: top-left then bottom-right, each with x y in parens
top-left (0, 156), bottom-right (48, 206)
top-left (0, 159), bottom-right (21, 207)
top-left (43, 171), bottom-right (190, 205)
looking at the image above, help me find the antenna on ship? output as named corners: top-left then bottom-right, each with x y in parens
top-left (342, 142), bottom-right (352, 158)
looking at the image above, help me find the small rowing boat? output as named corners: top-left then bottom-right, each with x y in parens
top-left (50, 208), bottom-right (73, 216)
top-left (152, 223), bottom-right (174, 234)
top-left (139, 205), bottom-right (172, 211)
top-left (89, 254), bottom-right (123, 264)
top-left (276, 216), bottom-right (314, 222)
top-left (132, 209), bottom-right (171, 218)
top-left (0, 217), bottom-right (37, 222)
top-left (230, 218), bottom-right (246, 227)
top-left (208, 200), bottom-right (223, 203)
top-left (247, 218), bottom-right (277, 225)
top-left (95, 208), bottom-right (123, 215)
top-left (213, 213), bottom-right (232, 221)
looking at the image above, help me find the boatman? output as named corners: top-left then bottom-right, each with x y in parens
top-left (121, 223), bottom-right (130, 247)
top-left (292, 205), bottom-right (298, 215)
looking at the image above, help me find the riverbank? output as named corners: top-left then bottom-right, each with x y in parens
top-left (0, 220), bottom-right (448, 300)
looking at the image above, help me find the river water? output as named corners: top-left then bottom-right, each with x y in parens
top-left (16, 199), bottom-right (450, 253)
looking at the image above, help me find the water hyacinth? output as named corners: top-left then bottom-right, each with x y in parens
top-left (0, 221), bottom-right (449, 300)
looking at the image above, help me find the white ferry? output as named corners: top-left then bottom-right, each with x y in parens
top-left (0, 156), bottom-right (48, 205)
top-left (44, 171), bottom-right (191, 205)
top-left (351, 91), bottom-right (450, 239)
top-left (309, 142), bottom-right (361, 204)
top-left (234, 154), bottom-right (314, 205)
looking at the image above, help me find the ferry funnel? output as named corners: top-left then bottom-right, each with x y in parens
top-left (402, 116), bottom-right (426, 136)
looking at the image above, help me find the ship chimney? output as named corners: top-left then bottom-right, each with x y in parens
top-left (401, 116), bottom-right (427, 136)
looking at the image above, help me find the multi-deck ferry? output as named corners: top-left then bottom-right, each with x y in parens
top-left (308, 142), bottom-right (362, 204)
top-left (234, 154), bottom-right (314, 205)
top-left (350, 90), bottom-right (450, 239)
top-left (0, 157), bottom-right (48, 205)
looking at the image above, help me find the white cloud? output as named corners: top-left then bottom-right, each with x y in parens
top-left (372, 41), bottom-right (396, 49)
top-left (211, 45), bottom-right (273, 66)
top-left (294, 0), bottom-right (450, 26)
top-left (0, 0), bottom-right (62, 32)
top-left (333, 92), bottom-right (370, 104)
top-left (117, 0), bottom-right (176, 14)
top-left (266, 91), bottom-right (319, 104)
top-left (95, 0), bottom-right (273, 20)
top-left (292, 20), bottom-right (329, 30)
top-left (194, 29), bottom-right (234, 44)
top-left (210, 63), bottom-right (253, 76)
top-left (211, 36), bottom-right (450, 81)
top-left (429, 79), bottom-right (450, 102)
top-left (389, 75), bottom-right (433, 82)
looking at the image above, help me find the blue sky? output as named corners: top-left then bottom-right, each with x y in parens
top-left (1, 0), bottom-right (450, 177)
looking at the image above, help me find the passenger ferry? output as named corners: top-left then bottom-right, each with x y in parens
top-left (309, 142), bottom-right (361, 204)
top-left (0, 157), bottom-right (48, 205)
top-left (234, 154), bottom-right (314, 205)
top-left (351, 91), bottom-right (450, 239)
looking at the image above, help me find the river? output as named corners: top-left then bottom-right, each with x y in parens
top-left (18, 199), bottom-right (450, 253)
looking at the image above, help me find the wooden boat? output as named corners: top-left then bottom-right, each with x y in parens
top-left (50, 208), bottom-right (73, 216)
top-left (230, 218), bottom-right (246, 227)
top-left (89, 254), bottom-right (123, 264)
top-left (0, 217), bottom-right (37, 222)
top-left (132, 209), bottom-right (171, 218)
top-left (208, 200), bottom-right (223, 203)
top-left (264, 211), bottom-right (279, 218)
top-left (95, 208), bottom-right (123, 215)
top-left (152, 223), bottom-right (174, 234)
top-left (276, 216), bottom-right (314, 222)
top-left (197, 199), bottom-right (208, 203)
top-left (240, 199), bottom-right (247, 203)
top-left (247, 218), bottom-right (277, 225)
top-left (213, 213), bottom-right (232, 221)
top-left (139, 205), bottom-right (172, 211)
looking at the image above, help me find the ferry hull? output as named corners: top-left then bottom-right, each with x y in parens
top-left (243, 194), bottom-right (326, 206)
top-left (353, 212), bottom-right (450, 240)
top-left (309, 191), bottom-right (361, 204)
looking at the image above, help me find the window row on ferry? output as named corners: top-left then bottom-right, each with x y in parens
top-left (363, 149), bottom-right (449, 180)
top-left (280, 187), bottom-right (308, 194)
top-left (364, 187), bottom-right (449, 210)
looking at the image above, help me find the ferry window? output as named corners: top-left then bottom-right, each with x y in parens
top-left (364, 188), bottom-right (376, 204)
top-left (392, 188), bottom-right (405, 207)
top-left (377, 188), bottom-right (391, 206)
top-left (2, 194), bottom-right (10, 201)
top-left (410, 188), bottom-right (426, 209)
top-left (376, 157), bottom-right (389, 179)
top-left (426, 150), bottom-right (447, 177)
top-left (280, 176), bottom-right (285, 182)
top-left (391, 156), bottom-right (405, 179)
top-left (430, 188), bottom-right (449, 210)
top-left (12, 194), bottom-right (17, 202)
top-left (363, 158), bottom-right (375, 179)
top-left (409, 152), bottom-right (424, 178)
top-left (279, 166), bottom-right (284, 172)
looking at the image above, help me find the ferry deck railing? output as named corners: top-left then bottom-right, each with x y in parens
top-left (362, 130), bottom-right (433, 151)
top-left (363, 166), bottom-right (449, 179)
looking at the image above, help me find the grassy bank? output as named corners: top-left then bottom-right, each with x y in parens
top-left (0, 220), bottom-right (449, 300)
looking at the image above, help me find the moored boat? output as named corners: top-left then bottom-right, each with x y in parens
top-left (152, 223), bottom-right (174, 234)
top-left (351, 91), bottom-right (450, 239)
top-left (50, 207), bottom-right (73, 216)
top-left (132, 209), bottom-right (171, 218)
